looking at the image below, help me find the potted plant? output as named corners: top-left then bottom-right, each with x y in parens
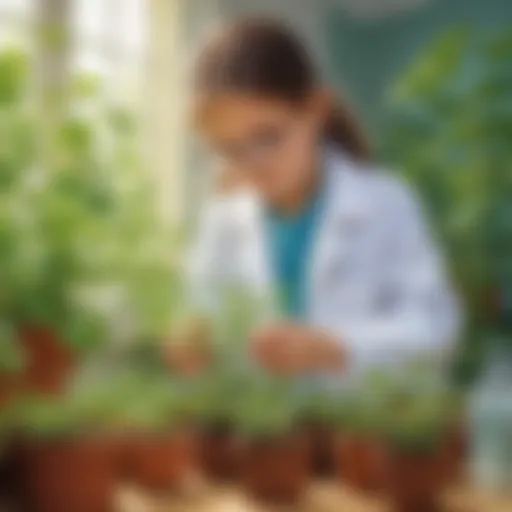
top-left (194, 369), bottom-right (244, 482)
top-left (381, 374), bottom-right (462, 512)
top-left (189, 286), bottom-right (275, 482)
top-left (332, 374), bottom-right (394, 493)
top-left (233, 375), bottom-right (311, 503)
top-left (0, 46), bottom-right (182, 399)
top-left (17, 393), bottom-right (120, 512)
top-left (0, 48), bottom-right (112, 396)
top-left (116, 375), bottom-right (197, 492)
top-left (334, 398), bottom-right (385, 492)
top-left (299, 385), bottom-right (339, 477)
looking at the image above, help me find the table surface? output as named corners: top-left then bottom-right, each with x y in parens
top-left (117, 481), bottom-right (512, 512)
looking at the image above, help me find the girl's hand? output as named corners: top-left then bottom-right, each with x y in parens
top-left (251, 323), bottom-right (348, 376)
top-left (164, 317), bottom-right (213, 376)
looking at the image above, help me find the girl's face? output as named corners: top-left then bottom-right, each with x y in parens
top-left (196, 92), bottom-right (328, 206)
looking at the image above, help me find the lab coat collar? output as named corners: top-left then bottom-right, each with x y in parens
top-left (227, 146), bottom-right (370, 227)
top-left (322, 145), bottom-right (371, 228)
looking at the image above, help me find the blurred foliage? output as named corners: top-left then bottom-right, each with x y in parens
top-left (15, 369), bottom-right (197, 439)
top-left (382, 28), bottom-right (512, 381)
top-left (378, 367), bottom-right (463, 453)
top-left (0, 46), bottom-right (183, 366)
top-left (232, 374), bottom-right (301, 439)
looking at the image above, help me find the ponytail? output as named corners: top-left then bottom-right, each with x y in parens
top-left (324, 100), bottom-right (372, 162)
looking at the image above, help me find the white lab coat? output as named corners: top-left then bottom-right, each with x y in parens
top-left (188, 148), bottom-right (461, 375)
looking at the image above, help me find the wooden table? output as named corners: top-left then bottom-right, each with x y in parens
top-left (117, 481), bottom-right (512, 512)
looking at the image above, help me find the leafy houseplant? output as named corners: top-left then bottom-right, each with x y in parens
top-left (233, 376), bottom-right (311, 503)
top-left (112, 374), bottom-right (197, 492)
top-left (194, 369), bottom-right (246, 481)
top-left (380, 372), bottom-right (464, 512)
top-left (299, 385), bottom-right (340, 477)
top-left (0, 48), bottom-right (109, 394)
top-left (0, 44), bottom-right (182, 397)
top-left (381, 28), bottom-right (512, 382)
top-left (187, 286), bottom-right (277, 481)
top-left (332, 373), bottom-right (396, 493)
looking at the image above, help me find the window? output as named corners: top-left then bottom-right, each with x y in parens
top-left (72, 0), bottom-right (147, 98)
top-left (0, 0), bottom-right (33, 47)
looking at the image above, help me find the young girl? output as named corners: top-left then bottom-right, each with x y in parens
top-left (170, 17), bottom-right (460, 377)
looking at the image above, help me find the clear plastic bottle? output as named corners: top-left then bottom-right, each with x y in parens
top-left (469, 341), bottom-right (512, 494)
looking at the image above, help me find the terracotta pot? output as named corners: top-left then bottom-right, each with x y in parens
top-left (23, 437), bottom-right (118, 512)
top-left (198, 422), bottom-right (238, 481)
top-left (125, 430), bottom-right (196, 491)
top-left (19, 326), bottom-right (75, 396)
top-left (385, 448), bottom-right (445, 512)
top-left (441, 422), bottom-right (468, 485)
top-left (305, 424), bottom-right (336, 477)
top-left (335, 434), bottom-right (385, 492)
top-left (239, 432), bottom-right (311, 503)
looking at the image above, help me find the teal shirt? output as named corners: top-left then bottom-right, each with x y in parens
top-left (265, 181), bottom-right (325, 319)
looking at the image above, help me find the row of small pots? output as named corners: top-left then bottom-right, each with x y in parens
top-left (1, 419), bottom-right (466, 512)
top-left (1, 430), bottom-right (194, 512)
top-left (200, 422), bottom-right (467, 508)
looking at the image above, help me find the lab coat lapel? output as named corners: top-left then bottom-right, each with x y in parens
top-left (308, 149), bottom-right (371, 319)
top-left (235, 190), bottom-right (275, 299)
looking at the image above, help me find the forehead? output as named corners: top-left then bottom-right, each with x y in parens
top-left (195, 93), bottom-right (296, 139)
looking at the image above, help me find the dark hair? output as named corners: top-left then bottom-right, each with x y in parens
top-left (194, 17), bottom-right (371, 161)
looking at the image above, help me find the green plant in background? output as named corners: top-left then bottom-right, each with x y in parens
top-left (382, 27), bottom-right (512, 381)
top-left (0, 44), bottom-right (182, 364)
